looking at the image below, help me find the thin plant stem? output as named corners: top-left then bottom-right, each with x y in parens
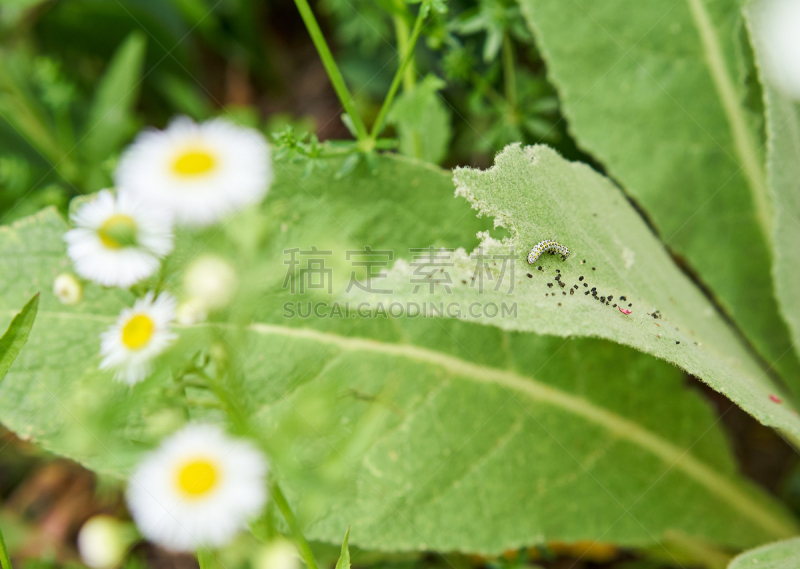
top-left (270, 481), bottom-right (319, 569)
top-left (369, 7), bottom-right (426, 141)
top-left (291, 0), bottom-right (369, 142)
top-left (392, 5), bottom-right (415, 92)
top-left (502, 33), bottom-right (517, 110)
top-left (0, 527), bottom-right (12, 569)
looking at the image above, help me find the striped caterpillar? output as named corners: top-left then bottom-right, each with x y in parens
top-left (527, 239), bottom-right (570, 264)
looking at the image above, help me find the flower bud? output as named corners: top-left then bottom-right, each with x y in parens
top-left (77, 515), bottom-right (134, 569)
top-left (184, 255), bottom-right (237, 311)
top-left (255, 540), bottom-right (301, 569)
top-left (53, 273), bottom-right (82, 305)
top-left (176, 301), bottom-right (206, 325)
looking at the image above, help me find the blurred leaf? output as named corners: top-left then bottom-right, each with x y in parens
top-left (517, 0), bottom-right (800, 392)
top-left (82, 31), bottom-right (147, 167)
top-left (1, 183), bottom-right (69, 225)
top-left (0, 54), bottom-right (75, 176)
top-left (197, 550), bottom-right (220, 569)
top-left (387, 74), bottom-right (451, 164)
top-left (0, 156), bottom-right (32, 196)
top-left (745, 6), bottom-right (800, 365)
top-left (0, 0), bottom-right (49, 27)
top-left (35, 0), bottom-right (190, 82)
top-left (451, 0), bottom-right (530, 62)
top-left (156, 74), bottom-right (213, 121)
top-left (334, 152), bottom-right (361, 178)
top-left (0, 156), bottom-right (796, 553)
top-left (0, 293), bottom-right (38, 381)
top-left (728, 537), bottom-right (800, 568)
top-left (321, 0), bottom-right (393, 53)
top-left (341, 113), bottom-right (360, 139)
top-left (357, 144), bottom-right (800, 442)
top-left (0, 526), bottom-right (10, 569)
top-left (334, 528), bottom-right (350, 569)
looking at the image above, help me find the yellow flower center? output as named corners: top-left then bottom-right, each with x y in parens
top-left (97, 214), bottom-right (137, 249)
top-left (173, 149), bottom-right (216, 176)
top-left (121, 314), bottom-right (155, 350)
top-left (176, 459), bottom-right (218, 497)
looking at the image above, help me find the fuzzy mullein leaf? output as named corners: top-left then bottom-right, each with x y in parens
top-left (517, 0), bottom-right (800, 393)
top-left (349, 144), bottom-right (800, 442)
top-left (728, 537), bottom-right (800, 569)
top-left (745, 5), bottom-right (800, 365)
top-left (0, 155), bottom-right (796, 553)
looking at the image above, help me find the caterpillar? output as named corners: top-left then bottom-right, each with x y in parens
top-left (527, 239), bottom-right (570, 264)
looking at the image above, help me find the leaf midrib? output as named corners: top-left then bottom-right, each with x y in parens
top-left (249, 321), bottom-right (792, 538)
top-left (8, 309), bottom-right (795, 538)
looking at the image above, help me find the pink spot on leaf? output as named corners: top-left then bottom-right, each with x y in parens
top-left (619, 307), bottom-right (632, 315)
top-left (769, 394), bottom-right (783, 404)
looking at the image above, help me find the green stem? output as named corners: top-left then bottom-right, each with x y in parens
top-left (0, 527), bottom-right (12, 569)
top-left (369, 7), bottom-right (426, 141)
top-left (291, 0), bottom-right (369, 142)
top-left (502, 33), bottom-right (516, 110)
top-left (270, 482), bottom-right (319, 569)
top-left (392, 11), bottom-right (414, 92)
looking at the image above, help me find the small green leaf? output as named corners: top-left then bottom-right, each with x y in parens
top-left (387, 74), bottom-right (451, 164)
top-left (0, 293), bottom-right (38, 381)
top-left (334, 152), bottom-right (362, 179)
top-left (728, 537), bottom-right (800, 568)
top-left (82, 31), bottom-right (147, 164)
top-left (334, 527), bottom-right (350, 569)
top-left (0, 524), bottom-right (12, 569)
top-left (340, 114), bottom-right (360, 138)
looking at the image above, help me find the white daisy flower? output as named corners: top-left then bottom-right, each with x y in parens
top-left (53, 273), bottom-right (83, 305)
top-left (100, 292), bottom-right (178, 385)
top-left (64, 190), bottom-right (173, 288)
top-left (126, 424), bottom-right (268, 552)
top-left (115, 117), bottom-right (273, 227)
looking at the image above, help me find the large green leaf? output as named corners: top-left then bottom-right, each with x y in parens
top-left (728, 537), bottom-right (800, 568)
top-left (517, 0), bottom-right (800, 393)
top-left (744, 6), bottom-right (800, 368)
top-left (354, 145), bottom-right (800, 441)
top-left (0, 156), bottom-right (795, 553)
